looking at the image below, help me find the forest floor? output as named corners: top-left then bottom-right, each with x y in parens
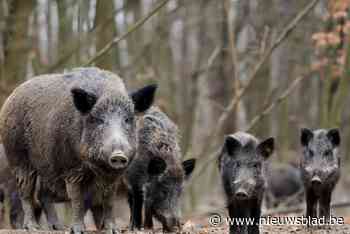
top-left (1, 220), bottom-right (350, 234)
top-left (1, 225), bottom-right (350, 234)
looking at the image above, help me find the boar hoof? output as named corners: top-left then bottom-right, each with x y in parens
top-left (105, 229), bottom-right (120, 234)
top-left (70, 223), bottom-right (85, 234)
top-left (24, 221), bottom-right (40, 231)
top-left (48, 222), bottom-right (66, 230)
top-left (105, 223), bottom-right (120, 234)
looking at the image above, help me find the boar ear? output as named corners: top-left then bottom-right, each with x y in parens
top-left (148, 156), bottom-right (166, 176)
top-left (131, 84), bottom-right (157, 113)
top-left (224, 136), bottom-right (242, 156)
top-left (71, 88), bottom-right (97, 114)
top-left (257, 137), bottom-right (274, 159)
top-left (301, 128), bottom-right (313, 146)
top-left (327, 128), bottom-right (340, 147)
top-left (182, 158), bottom-right (196, 179)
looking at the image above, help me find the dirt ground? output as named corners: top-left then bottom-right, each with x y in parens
top-left (1, 206), bottom-right (350, 234)
top-left (1, 223), bottom-right (350, 234)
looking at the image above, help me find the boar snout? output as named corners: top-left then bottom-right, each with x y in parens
top-left (109, 151), bottom-right (129, 169)
top-left (311, 175), bottom-right (322, 186)
top-left (235, 189), bottom-right (249, 200)
top-left (233, 178), bottom-right (256, 200)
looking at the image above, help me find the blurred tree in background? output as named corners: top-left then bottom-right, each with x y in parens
top-left (0, 0), bottom-right (350, 216)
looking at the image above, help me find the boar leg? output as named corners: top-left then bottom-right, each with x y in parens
top-left (41, 199), bottom-right (64, 230)
top-left (9, 191), bottom-right (24, 228)
top-left (319, 190), bottom-right (331, 224)
top-left (91, 204), bottom-right (103, 229)
top-left (248, 199), bottom-right (261, 234)
top-left (66, 181), bottom-right (85, 234)
top-left (305, 189), bottom-right (318, 226)
top-left (15, 166), bottom-right (40, 230)
top-left (144, 203), bottom-right (153, 229)
top-left (228, 203), bottom-right (248, 234)
top-left (101, 188), bottom-right (120, 234)
top-left (127, 191), bottom-right (134, 227)
top-left (129, 188), bottom-right (143, 230)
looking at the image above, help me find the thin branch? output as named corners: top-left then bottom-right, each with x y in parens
top-left (260, 26), bottom-right (270, 56)
top-left (191, 46), bottom-right (221, 79)
top-left (225, 0), bottom-right (240, 92)
top-left (214, 0), bottom-right (320, 140)
top-left (187, 0), bottom-right (320, 184)
top-left (83, 0), bottom-right (171, 66)
top-left (245, 73), bottom-right (311, 132)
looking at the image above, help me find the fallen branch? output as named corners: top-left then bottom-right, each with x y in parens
top-left (83, 0), bottom-right (171, 66)
top-left (188, 0), bottom-right (320, 184)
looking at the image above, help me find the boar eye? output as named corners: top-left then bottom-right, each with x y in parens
top-left (253, 162), bottom-right (260, 169)
top-left (124, 116), bottom-right (133, 125)
top-left (88, 115), bottom-right (104, 125)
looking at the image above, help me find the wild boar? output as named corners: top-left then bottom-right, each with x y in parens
top-left (218, 132), bottom-right (274, 234)
top-left (265, 163), bottom-right (304, 208)
top-left (300, 128), bottom-right (340, 224)
top-left (0, 67), bottom-right (156, 234)
top-left (126, 107), bottom-right (196, 232)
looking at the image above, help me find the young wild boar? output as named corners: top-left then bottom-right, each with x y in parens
top-left (0, 67), bottom-right (156, 234)
top-left (218, 132), bottom-right (274, 234)
top-left (265, 163), bottom-right (304, 209)
top-left (126, 107), bottom-right (196, 232)
top-left (300, 128), bottom-right (340, 223)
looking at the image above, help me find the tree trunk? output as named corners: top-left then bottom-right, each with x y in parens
top-left (1, 0), bottom-right (35, 104)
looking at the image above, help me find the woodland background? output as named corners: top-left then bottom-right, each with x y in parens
top-left (1, 0), bottom-right (350, 226)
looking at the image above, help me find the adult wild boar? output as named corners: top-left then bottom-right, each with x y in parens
top-left (126, 107), bottom-right (196, 232)
top-left (0, 67), bottom-right (157, 234)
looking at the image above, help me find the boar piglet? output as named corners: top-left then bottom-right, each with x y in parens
top-left (300, 128), bottom-right (340, 223)
top-left (265, 163), bottom-right (304, 209)
top-left (0, 67), bottom-right (157, 234)
top-left (126, 107), bottom-right (196, 232)
top-left (218, 132), bottom-right (274, 234)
